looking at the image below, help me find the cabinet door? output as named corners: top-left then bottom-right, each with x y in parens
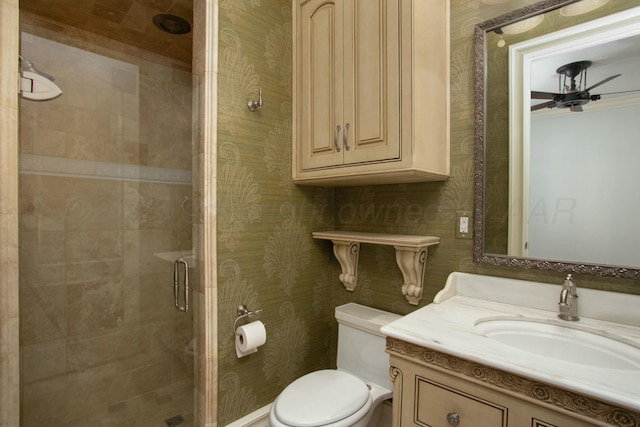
top-left (342, 0), bottom-right (400, 165)
top-left (297, 0), bottom-right (345, 170)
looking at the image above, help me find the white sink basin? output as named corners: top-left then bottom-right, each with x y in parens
top-left (475, 318), bottom-right (640, 370)
top-left (381, 272), bottom-right (640, 412)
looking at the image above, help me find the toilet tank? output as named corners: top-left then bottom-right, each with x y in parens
top-left (335, 303), bottom-right (401, 391)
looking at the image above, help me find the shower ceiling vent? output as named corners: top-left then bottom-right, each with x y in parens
top-left (153, 14), bottom-right (191, 35)
top-left (165, 414), bottom-right (185, 426)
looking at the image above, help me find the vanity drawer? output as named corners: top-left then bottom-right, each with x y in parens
top-left (415, 376), bottom-right (507, 426)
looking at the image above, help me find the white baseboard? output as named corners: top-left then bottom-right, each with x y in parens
top-left (223, 399), bottom-right (392, 427)
top-left (224, 404), bottom-right (272, 427)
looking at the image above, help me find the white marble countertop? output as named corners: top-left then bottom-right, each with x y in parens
top-left (381, 272), bottom-right (640, 412)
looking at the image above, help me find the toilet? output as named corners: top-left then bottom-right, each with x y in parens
top-left (269, 303), bottom-right (400, 427)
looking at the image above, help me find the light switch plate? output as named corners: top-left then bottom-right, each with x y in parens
top-left (456, 211), bottom-right (472, 239)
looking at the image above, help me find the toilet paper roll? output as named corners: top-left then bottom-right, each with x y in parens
top-left (235, 320), bottom-right (266, 358)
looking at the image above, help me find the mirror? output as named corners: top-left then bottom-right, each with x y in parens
top-left (474, 0), bottom-right (640, 279)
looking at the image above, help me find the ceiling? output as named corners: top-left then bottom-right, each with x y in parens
top-left (19, 0), bottom-right (193, 65)
top-left (530, 34), bottom-right (640, 100)
top-left (526, 8), bottom-right (640, 114)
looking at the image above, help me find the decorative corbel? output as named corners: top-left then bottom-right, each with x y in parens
top-left (331, 240), bottom-right (360, 291)
top-left (312, 231), bottom-right (439, 304)
top-left (394, 245), bottom-right (428, 305)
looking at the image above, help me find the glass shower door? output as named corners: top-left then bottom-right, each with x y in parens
top-left (18, 30), bottom-right (196, 426)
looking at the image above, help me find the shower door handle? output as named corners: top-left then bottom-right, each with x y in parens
top-left (173, 258), bottom-right (190, 312)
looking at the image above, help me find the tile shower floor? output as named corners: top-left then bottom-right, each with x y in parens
top-left (50, 380), bottom-right (194, 427)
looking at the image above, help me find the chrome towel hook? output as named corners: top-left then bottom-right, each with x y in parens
top-left (247, 88), bottom-right (263, 112)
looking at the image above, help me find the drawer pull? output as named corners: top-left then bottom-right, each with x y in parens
top-left (343, 122), bottom-right (351, 151)
top-left (447, 412), bottom-right (460, 426)
top-left (334, 125), bottom-right (342, 152)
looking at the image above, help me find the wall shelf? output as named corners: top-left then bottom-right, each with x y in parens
top-left (312, 231), bottom-right (440, 305)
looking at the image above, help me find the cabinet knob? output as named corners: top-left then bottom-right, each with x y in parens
top-left (447, 412), bottom-right (460, 426)
top-left (334, 125), bottom-right (342, 152)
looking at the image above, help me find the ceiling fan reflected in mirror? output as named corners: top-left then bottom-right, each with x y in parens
top-left (531, 60), bottom-right (622, 112)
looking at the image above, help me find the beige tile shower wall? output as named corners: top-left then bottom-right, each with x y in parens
top-left (18, 18), bottom-right (195, 426)
top-left (0, 1), bottom-right (20, 426)
top-left (18, 28), bottom-right (192, 171)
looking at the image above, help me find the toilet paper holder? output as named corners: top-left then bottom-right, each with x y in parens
top-left (233, 305), bottom-right (263, 335)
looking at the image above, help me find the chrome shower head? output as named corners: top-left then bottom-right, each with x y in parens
top-left (19, 55), bottom-right (56, 81)
top-left (19, 55), bottom-right (63, 101)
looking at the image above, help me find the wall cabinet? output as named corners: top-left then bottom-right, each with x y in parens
top-left (292, 0), bottom-right (450, 186)
top-left (387, 338), bottom-right (636, 427)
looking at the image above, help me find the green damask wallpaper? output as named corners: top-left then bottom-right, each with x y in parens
top-left (216, 1), bottom-right (640, 425)
top-left (216, 2), bottom-right (336, 424)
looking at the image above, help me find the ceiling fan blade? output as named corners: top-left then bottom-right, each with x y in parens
top-left (598, 88), bottom-right (640, 96)
top-left (586, 74), bottom-right (621, 92)
top-left (570, 105), bottom-right (583, 112)
top-left (531, 101), bottom-right (555, 111)
top-left (531, 90), bottom-right (558, 99)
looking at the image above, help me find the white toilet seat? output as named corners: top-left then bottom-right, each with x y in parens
top-left (270, 370), bottom-right (373, 427)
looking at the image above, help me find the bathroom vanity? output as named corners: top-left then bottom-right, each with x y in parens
top-left (382, 273), bottom-right (640, 427)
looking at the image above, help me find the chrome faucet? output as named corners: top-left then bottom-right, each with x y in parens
top-left (558, 274), bottom-right (579, 321)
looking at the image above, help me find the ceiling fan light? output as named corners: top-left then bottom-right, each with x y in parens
top-left (559, 0), bottom-right (610, 17)
top-left (502, 15), bottom-right (544, 34)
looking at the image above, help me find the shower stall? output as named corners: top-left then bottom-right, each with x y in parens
top-left (18, 12), bottom-right (196, 427)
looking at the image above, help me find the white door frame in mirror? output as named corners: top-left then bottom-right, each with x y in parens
top-left (507, 6), bottom-right (640, 257)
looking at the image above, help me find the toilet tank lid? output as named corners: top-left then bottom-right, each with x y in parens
top-left (335, 303), bottom-right (401, 337)
top-left (274, 370), bottom-right (370, 427)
